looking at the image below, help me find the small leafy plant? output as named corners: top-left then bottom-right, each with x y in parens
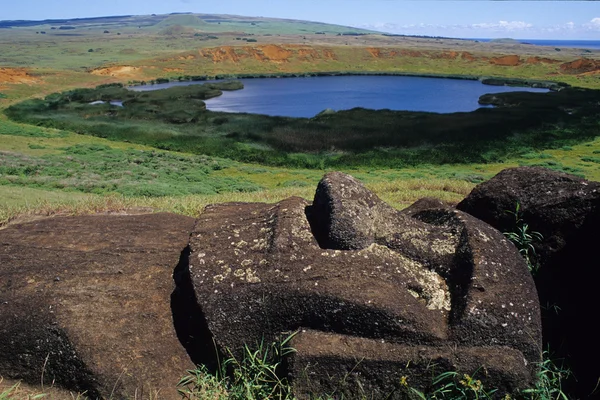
top-left (406, 370), bottom-right (497, 400)
top-left (503, 202), bottom-right (543, 274)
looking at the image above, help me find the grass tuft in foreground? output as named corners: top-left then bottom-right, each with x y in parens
top-left (178, 333), bottom-right (297, 400)
top-left (0, 379), bottom-right (46, 400)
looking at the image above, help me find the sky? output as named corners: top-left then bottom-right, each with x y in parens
top-left (1, 1), bottom-right (600, 40)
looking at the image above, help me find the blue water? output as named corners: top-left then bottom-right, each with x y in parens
top-left (133, 75), bottom-right (549, 118)
top-left (206, 76), bottom-right (548, 118)
top-left (474, 39), bottom-right (600, 50)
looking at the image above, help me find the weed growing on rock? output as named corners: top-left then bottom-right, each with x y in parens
top-left (406, 370), bottom-right (497, 400)
top-left (503, 202), bottom-right (543, 274)
top-left (522, 351), bottom-right (570, 400)
top-left (178, 365), bottom-right (229, 400)
top-left (0, 379), bottom-right (45, 400)
top-left (178, 333), bottom-right (297, 400)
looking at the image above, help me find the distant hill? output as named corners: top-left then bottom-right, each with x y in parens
top-left (489, 38), bottom-right (520, 44)
top-left (0, 13), bottom-right (377, 35)
top-left (0, 15), bottom-right (138, 29)
top-left (154, 14), bottom-right (209, 28)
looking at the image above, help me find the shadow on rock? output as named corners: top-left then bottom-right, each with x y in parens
top-left (171, 245), bottom-right (220, 372)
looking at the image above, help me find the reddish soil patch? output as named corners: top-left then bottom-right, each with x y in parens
top-left (366, 47), bottom-right (399, 59)
top-left (200, 46), bottom-right (240, 63)
top-left (490, 55), bottom-right (522, 66)
top-left (0, 67), bottom-right (40, 88)
top-left (437, 51), bottom-right (460, 60)
top-left (297, 47), bottom-right (320, 60)
top-left (294, 46), bottom-right (337, 61)
top-left (90, 65), bottom-right (142, 78)
top-left (258, 44), bottom-right (293, 62)
top-left (461, 52), bottom-right (477, 61)
top-left (525, 56), bottom-right (560, 65)
top-left (559, 58), bottom-right (600, 74)
top-left (322, 48), bottom-right (338, 60)
top-left (366, 47), bottom-right (382, 58)
top-left (199, 45), bottom-right (337, 64)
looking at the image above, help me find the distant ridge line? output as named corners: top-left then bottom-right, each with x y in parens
top-left (0, 15), bottom-right (134, 28)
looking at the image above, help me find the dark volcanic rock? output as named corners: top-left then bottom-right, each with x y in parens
top-left (457, 166), bottom-right (600, 262)
top-left (457, 166), bottom-right (600, 398)
top-left (0, 213), bottom-right (196, 399)
top-left (309, 171), bottom-right (400, 250)
top-left (189, 172), bottom-right (542, 397)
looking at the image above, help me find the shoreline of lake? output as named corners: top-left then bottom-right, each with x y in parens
top-left (129, 71), bottom-right (567, 92)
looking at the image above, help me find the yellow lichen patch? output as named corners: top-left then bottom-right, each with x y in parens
top-left (358, 244), bottom-right (451, 311)
top-left (431, 237), bottom-right (458, 256)
top-left (233, 267), bottom-right (261, 283)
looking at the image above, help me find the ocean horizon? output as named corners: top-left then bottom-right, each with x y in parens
top-left (472, 38), bottom-right (600, 50)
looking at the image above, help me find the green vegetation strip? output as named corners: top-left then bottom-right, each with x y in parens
top-left (0, 144), bottom-right (261, 197)
top-left (5, 82), bottom-right (600, 170)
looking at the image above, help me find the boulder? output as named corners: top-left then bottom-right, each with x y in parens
top-left (457, 166), bottom-right (600, 398)
top-left (456, 166), bottom-right (600, 262)
top-left (187, 172), bottom-right (542, 397)
top-left (0, 213), bottom-right (196, 399)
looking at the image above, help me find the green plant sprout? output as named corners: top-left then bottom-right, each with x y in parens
top-left (406, 370), bottom-right (496, 400)
top-left (178, 332), bottom-right (297, 400)
top-left (503, 202), bottom-right (544, 274)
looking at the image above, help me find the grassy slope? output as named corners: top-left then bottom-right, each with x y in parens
top-left (2, 13), bottom-right (600, 227)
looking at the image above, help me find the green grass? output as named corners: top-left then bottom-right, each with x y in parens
top-left (0, 380), bottom-right (45, 400)
top-left (175, 339), bottom-right (569, 400)
top-left (0, 143), bottom-right (264, 196)
top-left (4, 111), bottom-right (600, 228)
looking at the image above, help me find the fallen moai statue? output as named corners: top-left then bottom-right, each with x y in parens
top-left (0, 171), bottom-right (544, 399)
top-left (186, 172), bottom-right (542, 398)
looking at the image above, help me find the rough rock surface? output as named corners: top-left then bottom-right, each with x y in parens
top-left (457, 166), bottom-right (600, 398)
top-left (457, 166), bottom-right (600, 262)
top-left (0, 213), bottom-right (196, 399)
top-left (188, 172), bottom-right (542, 397)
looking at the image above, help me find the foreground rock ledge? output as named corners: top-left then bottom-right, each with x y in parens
top-left (188, 172), bottom-right (542, 397)
top-left (0, 213), bottom-right (196, 399)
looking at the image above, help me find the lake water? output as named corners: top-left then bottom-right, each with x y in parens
top-left (134, 76), bottom-right (549, 118)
